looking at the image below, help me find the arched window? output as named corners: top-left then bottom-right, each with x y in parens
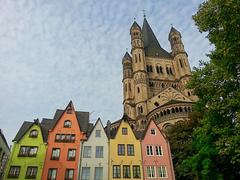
top-left (140, 106), bottom-right (143, 113)
top-left (135, 54), bottom-right (137, 63)
top-left (128, 83), bottom-right (131, 92)
top-left (187, 91), bottom-right (191, 96)
top-left (179, 59), bottom-right (183, 68)
top-left (167, 109), bottom-right (170, 114)
top-left (179, 107), bottom-right (183, 112)
top-left (139, 54), bottom-right (141, 62)
top-left (150, 65), bottom-right (153, 72)
top-left (170, 67), bottom-right (173, 75)
top-left (64, 120), bottom-right (72, 128)
top-left (166, 67), bottom-right (169, 74)
top-left (160, 66), bottom-right (163, 73)
top-left (156, 66), bottom-right (159, 73)
top-left (137, 87), bottom-right (140, 93)
top-left (29, 130), bottom-right (38, 138)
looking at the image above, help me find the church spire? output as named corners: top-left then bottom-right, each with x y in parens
top-left (142, 17), bottom-right (172, 59)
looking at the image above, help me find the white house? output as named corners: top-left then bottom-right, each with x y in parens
top-left (79, 118), bottom-right (109, 180)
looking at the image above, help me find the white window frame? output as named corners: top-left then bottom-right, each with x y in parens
top-left (156, 146), bottom-right (163, 156)
top-left (146, 145), bottom-right (154, 156)
top-left (146, 166), bottom-right (156, 178)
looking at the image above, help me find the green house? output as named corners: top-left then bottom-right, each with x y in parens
top-left (4, 119), bottom-right (50, 180)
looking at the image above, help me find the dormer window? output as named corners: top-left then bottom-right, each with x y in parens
top-left (29, 130), bottom-right (38, 138)
top-left (64, 120), bottom-right (72, 128)
top-left (151, 129), bottom-right (156, 135)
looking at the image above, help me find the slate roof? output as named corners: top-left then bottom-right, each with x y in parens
top-left (0, 129), bottom-right (10, 150)
top-left (168, 26), bottom-right (181, 39)
top-left (122, 52), bottom-right (132, 64)
top-left (13, 121), bottom-right (33, 142)
top-left (131, 21), bottom-right (141, 30)
top-left (142, 18), bottom-right (172, 59)
top-left (51, 109), bottom-right (90, 133)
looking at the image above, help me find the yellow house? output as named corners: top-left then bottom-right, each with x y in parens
top-left (109, 115), bottom-right (143, 180)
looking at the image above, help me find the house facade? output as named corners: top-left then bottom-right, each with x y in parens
top-left (80, 118), bottom-right (108, 180)
top-left (141, 120), bottom-right (175, 180)
top-left (0, 130), bottom-right (10, 180)
top-left (4, 120), bottom-right (47, 180)
top-left (41, 102), bottom-right (89, 180)
top-left (109, 115), bottom-right (143, 180)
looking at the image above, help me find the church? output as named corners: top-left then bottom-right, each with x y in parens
top-left (115, 16), bottom-right (197, 132)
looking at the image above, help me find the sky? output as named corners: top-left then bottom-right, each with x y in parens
top-left (0, 0), bottom-right (212, 145)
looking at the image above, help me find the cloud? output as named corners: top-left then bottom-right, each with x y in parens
top-left (0, 0), bottom-right (211, 145)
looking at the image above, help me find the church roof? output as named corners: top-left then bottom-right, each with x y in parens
top-left (168, 26), bottom-right (181, 39)
top-left (131, 21), bottom-right (141, 30)
top-left (142, 18), bottom-right (172, 59)
top-left (122, 52), bottom-right (132, 64)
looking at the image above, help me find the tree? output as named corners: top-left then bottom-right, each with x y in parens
top-left (184, 0), bottom-right (240, 179)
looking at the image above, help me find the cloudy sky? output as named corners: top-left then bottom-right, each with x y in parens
top-left (0, 0), bottom-right (212, 145)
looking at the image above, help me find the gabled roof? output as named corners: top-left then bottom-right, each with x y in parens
top-left (107, 114), bottom-right (140, 139)
top-left (85, 118), bottom-right (107, 139)
top-left (13, 119), bottom-right (48, 143)
top-left (141, 119), bottom-right (167, 140)
top-left (142, 18), bottom-right (172, 59)
top-left (0, 129), bottom-right (10, 150)
top-left (51, 101), bottom-right (90, 133)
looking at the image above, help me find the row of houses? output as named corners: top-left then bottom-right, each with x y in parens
top-left (4, 101), bottom-right (175, 180)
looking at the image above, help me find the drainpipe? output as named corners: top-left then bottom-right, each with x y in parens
top-left (77, 140), bottom-right (84, 180)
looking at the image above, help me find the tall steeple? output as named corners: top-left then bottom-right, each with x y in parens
top-left (142, 18), bottom-right (172, 59)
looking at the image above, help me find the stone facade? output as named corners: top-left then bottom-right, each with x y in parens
top-left (122, 17), bottom-right (197, 131)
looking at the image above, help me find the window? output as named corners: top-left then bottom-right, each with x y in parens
top-left (29, 130), bottom-right (38, 137)
top-left (55, 134), bottom-right (75, 143)
top-left (146, 166), bottom-right (156, 178)
top-left (83, 146), bottom-right (91, 158)
top-left (123, 165), bottom-right (131, 178)
top-left (64, 120), bottom-right (72, 128)
top-left (166, 67), bottom-right (169, 74)
top-left (65, 169), bottom-right (74, 180)
top-left (118, 144), bottom-right (125, 156)
top-left (156, 146), bottom-right (163, 156)
top-left (179, 59), bottom-right (183, 67)
top-left (127, 144), bottom-right (134, 156)
top-left (146, 145), bottom-right (153, 156)
top-left (67, 149), bottom-right (76, 161)
top-left (95, 130), bottom-right (101, 137)
top-left (8, 166), bottom-right (20, 178)
top-left (135, 54), bottom-right (137, 63)
top-left (66, 107), bottom-right (72, 114)
top-left (133, 166), bottom-right (141, 178)
top-left (81, 167), bottom-right (90, 180)
top-left (137, 87), bottom-right (140, 93)
top-left (18, 146), bottom-right (38, 157)
top-left (151, 129), bottom-right (156, 135)
top-left (51, 148), bottom-right (60, 160)
top-left (47, 168), bottom-right (57, 180)
top-left (113, 165), bottom-right (121, 178)
top-left (95, 146), bottom-right (103, 158)
top-left (139, 54), bottom-right (141, 62)
top-left (158, 166), bottom-right (167, 178)
top-left (25, 166), bottom-right (38, 179)
top-left (94, 167), bottom-right (103, 180)
top-left (122, 128), bottom-right (128, 135)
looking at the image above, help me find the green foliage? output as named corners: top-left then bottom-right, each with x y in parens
top-left (169, 0), bottom-right (240, 179)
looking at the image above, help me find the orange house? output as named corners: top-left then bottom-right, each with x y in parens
top-left (42, 101), bottom-right (91, 180)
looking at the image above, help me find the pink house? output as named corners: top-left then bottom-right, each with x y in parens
top-left (141, 120), bottom-right (175, 180)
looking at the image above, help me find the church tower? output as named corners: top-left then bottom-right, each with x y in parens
top-left (122, 17), bottom-right (197, 132)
